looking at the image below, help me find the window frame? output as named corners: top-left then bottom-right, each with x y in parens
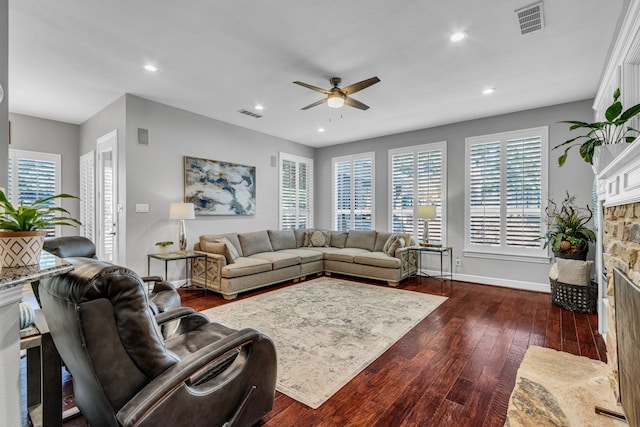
top-left (278, 152), bottom-right (314, 230)
top-left (331, 152), bottom-right (375, 231)
top-left (464, 126), bottom-right (549, 261)
top-left (388, 141), bottom-right (447, 244)
top-left (8, 149), bottom-right (63, 237)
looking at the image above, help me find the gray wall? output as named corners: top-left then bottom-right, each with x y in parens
top-left (315, 99), bottom-right (596, 290)
top-left (119, 95), bottom-right (314, 277)
top-left (8, 113), bottom-right (80, 235)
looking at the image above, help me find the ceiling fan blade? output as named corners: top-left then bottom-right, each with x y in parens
top-left (293, 81), bottom-right (331, 95)
top-left (344, 96), bottom-right (370, 110)
top-left (341, 76), bottom-right (380, 95)
top-left (301, 98), bottom-right (328, 110)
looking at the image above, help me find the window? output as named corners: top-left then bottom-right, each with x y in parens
top-left (279, 153), bottom-right (313, 229)
top-left (7, 149), bottom-right (62, 237)
top-left (389, 142), bottom-right (447, 243)
top-left (332, 153), bottom-right (374, 231)
top-left (465, 127), bottom-right (548, 259)
top-left (79, 151), bottom-right (95, 241)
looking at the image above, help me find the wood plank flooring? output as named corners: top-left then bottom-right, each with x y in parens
top-left (51, 275), bottom-right (605, 427)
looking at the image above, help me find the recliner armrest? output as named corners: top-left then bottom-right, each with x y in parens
top-left (116, 328), bottom-right (274, 426)
top-left (154, 307), bottom-right (195, 325)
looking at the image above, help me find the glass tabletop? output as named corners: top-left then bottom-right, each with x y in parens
top-left (147, 250), bottom-right (206, 260)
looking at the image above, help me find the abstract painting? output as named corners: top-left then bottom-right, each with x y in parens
top-left (184, 156), bottom-right (256, 215)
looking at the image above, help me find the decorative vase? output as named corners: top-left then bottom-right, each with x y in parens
top-left (592, 144), bottom-right (630, 175)
top-left (0, 230), bottom-right (46, 267)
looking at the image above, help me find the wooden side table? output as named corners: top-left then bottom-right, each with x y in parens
top-left (147, 251), bottom-right (208, 294)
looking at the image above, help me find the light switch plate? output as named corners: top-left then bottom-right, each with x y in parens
top-left (135, 203), bottom-right (149, 213)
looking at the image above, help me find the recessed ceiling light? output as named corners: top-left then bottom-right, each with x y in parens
top-left (482, 88), bottom-right (495, 95)
top-left (450, 32), bottom-right (467, 42)
top-left (318, 127), bottom-right (325, 133)
top-left (144, 64), bottom-right (158, 72)
top-left (254, 104), bottom-right (264, 111)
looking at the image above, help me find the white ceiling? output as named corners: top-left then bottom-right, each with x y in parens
top-left (8, 0), bottom-right (625, 148)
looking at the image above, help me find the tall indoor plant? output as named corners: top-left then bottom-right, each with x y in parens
top-left (541, 192), bottom-right (595, 260)
top-left (554, 88), bottom-right (640, 172)
top-left (0, 190), bottom-right (80, 267)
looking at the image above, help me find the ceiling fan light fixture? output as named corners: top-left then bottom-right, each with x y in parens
top-left (450, 32), bottom-right (467, 42)
top-left (327, 93), bottom-right (345, 108)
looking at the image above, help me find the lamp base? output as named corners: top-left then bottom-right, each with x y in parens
top-left (178, 220), bottom-right (187, 252)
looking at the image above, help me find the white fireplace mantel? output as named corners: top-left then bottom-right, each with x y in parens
top-left (597, 141), bottom-right (640, 207)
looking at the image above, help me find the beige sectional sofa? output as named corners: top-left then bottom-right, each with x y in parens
top-left (191, 229), bottom-right (417, 299)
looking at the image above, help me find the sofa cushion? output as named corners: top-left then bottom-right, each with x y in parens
top-left (374, 232), bottom-right (393, 252)
top-left (354, 252), bottom-right (402, 269)
top-left (303, 230), bottom-right (330, 247)
top-left (221, 257), bottom-right (272, 278)
top-left (345, 230), bottom-right (377, 251)
top-left (268, 229), bottom-right (297, 251)
top-left (330, 231), bottom-right (349, 248)
top-left (238, 231), bottom-right (273, 257)
top-left (324, 248), bottom-right (371, 263)
top-left (200, 233), bottom-right (243, 257)
top-left (202, 240), bottom-right (239, 264)
top-left (294, 229), bottom-right (306, 248)
top-left (250, 252), bottom-right (300, 269)
top-left (278, 248), bottom-right (324, 263)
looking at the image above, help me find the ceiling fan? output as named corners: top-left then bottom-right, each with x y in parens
top-left (293, 76), bottom-right (380, 110)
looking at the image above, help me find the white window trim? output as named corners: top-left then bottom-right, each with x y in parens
top-left (8, 149), bottom-right (63, 236)
top-left (278, 152), bottom-right (314, 229)
top-left (332, 152), bottom-right (375, 231)
top-left (464, 126), bottom-right (549, 260)
top-left (388, 141), bottom-right (447, 244)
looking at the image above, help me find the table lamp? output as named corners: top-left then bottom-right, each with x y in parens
top-left (169, 202), bottom-right (195, 252)
top-left (416, 204), bottom-right (437, 244)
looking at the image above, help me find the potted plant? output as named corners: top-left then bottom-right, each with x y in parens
top-left (0, 190), bottom-right (80, 267)
top-left (554, 88), bottom-right (640, 173)
top-left (155, 241), bottom-right (174, 255)
top-left (541, 192), bottom-right (596, 260)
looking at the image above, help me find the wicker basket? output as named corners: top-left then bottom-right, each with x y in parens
top-left (549, 278), bottom-right (597, 314)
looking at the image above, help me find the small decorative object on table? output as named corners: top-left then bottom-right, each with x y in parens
top-left (155, 241), bottom-right (173, 255)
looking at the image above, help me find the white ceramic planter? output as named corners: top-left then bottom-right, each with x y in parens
top-left (0, 231), bottom-right (46, 267)
top-left (592, 144), bottom-right (630, 175)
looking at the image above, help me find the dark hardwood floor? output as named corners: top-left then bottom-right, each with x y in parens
top-left (49, 275), bottom-right (605, 427)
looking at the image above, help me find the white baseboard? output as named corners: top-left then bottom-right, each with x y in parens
top-left (419, 268), bottom-right (550, 293)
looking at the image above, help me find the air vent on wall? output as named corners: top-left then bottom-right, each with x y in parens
top-left (515, 2), bottom-right (544, 35)
top-left (238, 109), bottom-right (263, 118)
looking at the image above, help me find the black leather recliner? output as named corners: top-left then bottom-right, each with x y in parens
top-left (42, 236), bottom-right (180, 314)
top-left (39, 257), bottom-right (277, 427)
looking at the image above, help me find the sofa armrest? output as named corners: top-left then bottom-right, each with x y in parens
top-left (398, 247), bottom-right (417, 277)
top-left (191, 251), bottom-right (224, 291)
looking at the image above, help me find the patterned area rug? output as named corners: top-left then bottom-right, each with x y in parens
top-left (200, 277), bottom-right (447, 409)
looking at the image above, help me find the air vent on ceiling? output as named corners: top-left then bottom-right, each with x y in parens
top-left (515, 2), bottom-right (544, 35)
top-left (238, 109), bottom-right (263, 118)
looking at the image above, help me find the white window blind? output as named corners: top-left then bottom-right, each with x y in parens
top-left (389, 142), bottom-right (447, 243)
top-left (7, 149), bottom-right (62, 237)
top-left (80, 151), bottom-right (95, 241)
top-left (332, 153), bottom-right (374, 231)
top-left (465, 127), bottom-right (548, 258)
top-left (279, 153), bottom-right (313, 229)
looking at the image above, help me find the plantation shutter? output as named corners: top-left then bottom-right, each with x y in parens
top-left (465, 127), bottom-right (547, 258)
top-left (279, 153), bottom-right (313, 230)
top-left (390, 142), bottom-right (446, 243)
top-left (505, 136), bottom-right (542, 248)
top-left (7, 150), bottom-right (61, 237)
top-left (333, 153), bottom-right (374, 231)
top-left (80, 151), bottom-right (95, 241)
top-left (468, 141), bottom-right (501, 246)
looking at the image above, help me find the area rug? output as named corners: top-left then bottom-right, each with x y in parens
top-left (506, 346), bottom-right (626, 427)
top-left (200, 277), bottom-right (447, 408)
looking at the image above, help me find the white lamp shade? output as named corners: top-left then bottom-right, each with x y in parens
top-left (327, 93), bottom-right (345, 108)
top-left (416, 204), bottom-right (437, 219)
top-left (169, 202), bottom-right (195, 220)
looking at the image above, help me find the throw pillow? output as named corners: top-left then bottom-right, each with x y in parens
top-left (556, 258), bottom-right (592, 286)
top-left (305, 230), bottom-right (329, 247)
top-left (215, 237), bottom-right (241, 263)
top-left (383, 234), bottom-right (406, 256)
top-left (549, 262), bottom-right (559, 281)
